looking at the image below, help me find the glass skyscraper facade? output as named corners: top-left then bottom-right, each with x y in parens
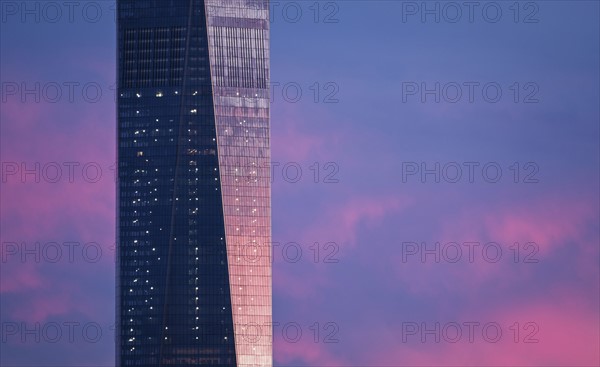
top-left (116, 1), bottom-right (271, 365)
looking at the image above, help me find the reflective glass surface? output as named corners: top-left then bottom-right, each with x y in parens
top-left (206, 1), bottom-right (272, 366)
top-left (117, 1), bottom-right (270, 366)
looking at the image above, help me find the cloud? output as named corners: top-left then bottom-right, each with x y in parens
top-left (275, 334), bottom-right (346, 366)
top-left (370, 289), bottom-right (600, 366)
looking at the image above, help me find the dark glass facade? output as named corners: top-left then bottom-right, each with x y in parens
top-left (116, 1), bottom-right (271, 366)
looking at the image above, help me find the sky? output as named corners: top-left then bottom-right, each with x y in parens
top-left (1, 0), bottom-right (599, 366)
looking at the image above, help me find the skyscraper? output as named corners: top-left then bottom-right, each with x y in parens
top-left (116, 1), bottom-right (271, 366)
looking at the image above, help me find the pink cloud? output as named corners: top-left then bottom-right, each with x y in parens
top-left (1, 85), bottom-right (116, 253)
top-left (0, 262), bottom-right (44, 293)
top-left (275, 335), bottom-right (346, 366)
top-left (273, 192), bottom-right (412, 304)
top-left (1, 256), bottom-right (112, 323)
top-left (391, 189), bottom-right (599, 295)
top-left (371, 289), bottom-right (599, 366)
top-left (272, 119), bottom-right (326, 162)
top-left (303, 193), bottom-right (412, 247)
top-left (273, 263), bottom-right (333, 300)
top-left (463, 194), bottom-right (594, 255)
top-left (0, 84), bottom-right (116, 329)
top-left (9, 290), bottom-right (74, 323)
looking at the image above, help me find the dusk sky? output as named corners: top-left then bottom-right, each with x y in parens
top-left (1, 1), bottom-right (599, 366)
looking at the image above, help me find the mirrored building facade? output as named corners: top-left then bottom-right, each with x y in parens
top-left (116, 1), bottom-right (271, 365)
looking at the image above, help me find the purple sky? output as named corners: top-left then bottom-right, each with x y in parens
top-left (1, 1), bottom-right (599, 366)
